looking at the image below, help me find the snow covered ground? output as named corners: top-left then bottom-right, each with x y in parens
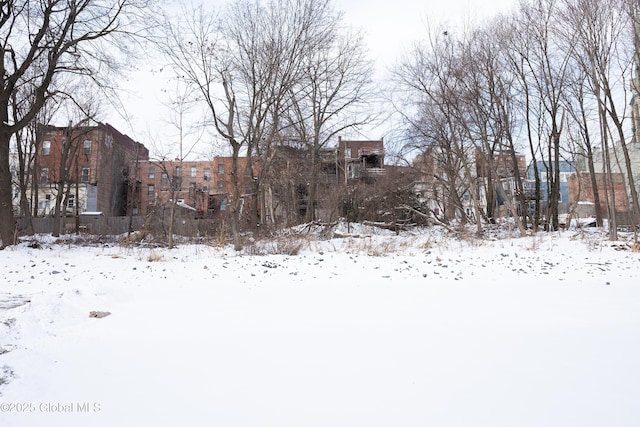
top-left (1, 224), bottom-right (639, 427)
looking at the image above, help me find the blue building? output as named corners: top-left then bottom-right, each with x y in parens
top-left (526, 160), bottom-right (576, 215)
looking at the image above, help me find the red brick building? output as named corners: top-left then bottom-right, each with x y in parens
top-left (36, 123), bottom-right (149, 216)
top-left (568, 172), bottom-right (630, 216)
top-left (337, 137), bottom-right (385, 183)
top-left (137, 156), bottom-right (257, 218)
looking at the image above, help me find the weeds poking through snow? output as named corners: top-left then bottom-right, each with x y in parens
top-left (147, 250), bottom-right (164, 262)
top-left (0, 365), bottom-right (15, 390)
top-left (243, 237), bottom-right (305, 256)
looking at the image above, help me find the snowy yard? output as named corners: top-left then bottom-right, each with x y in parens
top-left (1, 225), bottom-right (639, 427)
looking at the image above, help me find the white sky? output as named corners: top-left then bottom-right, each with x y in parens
top-left (110, 0), bottom-right (518, 156)
top-left (338, 0), bottom-right (517, 71)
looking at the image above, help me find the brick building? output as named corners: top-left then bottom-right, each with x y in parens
top-left (137, 156), bottom-right (256, 218)
top-left (36, 123), bottom-right (149, 216)
top-left (337, 137), bottom-right (385, 184)
top-left (568, 172), bottom-right (630, 217)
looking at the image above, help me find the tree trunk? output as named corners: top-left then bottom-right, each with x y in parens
top-left (305, 146), bottom-right (319, 223)
top-left (0, 127), bottom-right (16, 247)
top-left (230, 143), bottom-right (243, 251)
top-left (586, 147), bottom-right (604, 227)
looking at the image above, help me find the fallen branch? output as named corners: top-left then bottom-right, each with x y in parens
top-left (399, 205), bottom-right (457, 234)
top-left (362, 220), bottom-right (412, 232)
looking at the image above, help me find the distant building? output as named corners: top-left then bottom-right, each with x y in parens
top-left (526, 160), bottom-right (576, 215)
top-left (589, 142), bottom-right (640, 213)
top-left (476, 149), bottom-right (528, 217)
top-left (568, 172), bottom-right (630, 218)
top-left (34, 123), bottom-right (149, 217)
top-left (337, 137), bottom-right (385, 184)
top-left (137, 156), bottom-right (257, 218)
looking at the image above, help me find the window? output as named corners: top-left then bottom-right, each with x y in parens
top-left (148, 167), bottom-right (155, 180)
top-left (161, 173), bottom-right (169, 185)
top-left (347, 163), bottom-right (358, 179)
top-left (220, 198), bottom-right (227, 211)
top-left (344, 148), bottom-right (351, 158)
top-left (189, 182), bottom-right (197, 190)
top-left (147, 184), bottom-right (155, 197)
top-left (40, 167), bottom-right (49, 183)
top-left (218, 163), bottom-right (225, 174)
top-left (42, 141), bottom-right (51, 156)
top-left (175, 166), bottom-right (182, 177)
top-left (203, 168), bottom-right (210, 180)
top-left (67, 194), bottom-right (75, 209)
top-left (81, 167), bottom-right (90, 182)
top-left (217, 182), bottom-right (224, 193)
top-left (190, 166), bottom-right (197, 177)
top-left (83, 140), bottom-right (91, 155)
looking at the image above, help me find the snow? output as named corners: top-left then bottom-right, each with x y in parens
top-left (1, 224), bottom-right (640, 427)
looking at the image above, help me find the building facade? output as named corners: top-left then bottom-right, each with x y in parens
top-left (34, 123), bottom-right (149, 217)
top-left (337, 137), bottom-right (385, 184)
top-left (137, 156), bottom-right (256, 218)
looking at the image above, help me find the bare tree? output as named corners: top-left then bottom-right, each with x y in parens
top-left (455, 24), bottom-right (528, 235)
top-left (505, 0), bottom-right (577, 232)
top-left (12, 87), bottom-right (61, 235)
top-left (558, 0), bottom-right (637, 240)
top-left (156, 82), bottom-right (203, 249)
top-left (393, 25), bottom-right (487, 233)
top-left (563, 67), bottom-right (605, 226)
top-left (0, 0), bottom-right (153, 247)
top-left (283, 21), bottom-right (376, 223)
top-left (158, 0), bottom-right (348, 249)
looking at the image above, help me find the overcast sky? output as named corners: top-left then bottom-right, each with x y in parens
top-left (111, 0), bottom-right (518, 155)
top-left (338, 0), bottom-right (517, 71)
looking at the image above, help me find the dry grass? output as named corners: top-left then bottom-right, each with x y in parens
top-left (120, 230), bottom-right (150, 246)
top-left (147, 250), bottom-right (164, 262)
top-left (243, 236), bottom-right (306, 256)
top-left (339, 236), bottom-right (412, 256)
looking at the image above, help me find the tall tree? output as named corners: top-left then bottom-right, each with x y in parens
top-left (158, 0), bottom-right (351, 248)
top-left (392, 27), bottom-right (475, 228)
top-left (0, 0), bottom-right (153, 247)
top-left (560, 0), bottom-right (637, 240)
top-left (563, 67), bottom-right (605, 226)
top-left (284, 22), bottom-right (375, 223)
top-left (457, 25), bottom-right (528, 235)
top-left (508, 0), bottom-right (577, 231)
